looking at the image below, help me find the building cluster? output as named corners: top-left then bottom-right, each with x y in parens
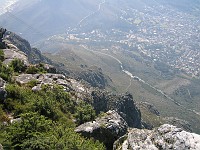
top-left (64, 4), bottom-right (200, 77)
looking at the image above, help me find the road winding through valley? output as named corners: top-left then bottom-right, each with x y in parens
top-left (81, 45), bottom-right (200, 117)
top-left (68, 0), bottom-right (200, 117)
top-left (77, 0), bottom-right (106, 28)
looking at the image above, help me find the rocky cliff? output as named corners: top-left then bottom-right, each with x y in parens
top-left (75, 110), bottom-right (128, 149)
top-left (114, 124), bottom-right (200, 150)
top-left (92, 91), bottom-right (142, 128)
top-left (0, 28), bottom-right (143, 149)
top-left (1, 28), bottom-right (200, 150)
top-left (2, 29), bottom-right (51, 64)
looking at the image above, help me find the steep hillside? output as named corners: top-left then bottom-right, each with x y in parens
top-left (0, 28), bottom-right (143, 149)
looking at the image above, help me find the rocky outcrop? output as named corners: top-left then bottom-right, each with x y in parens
top-left (75, 110), bottom-right (128, 149)
top-left (75, 67), bottom-right (111, 89)
top-left (15, 73), bottom-right (142, 128)
top-left (114, 124), bottom-right (200, 150)
top-left (43, 64), bottom-right (57, 73)
top-left (92, 91), bottom-right (142, 128)
top-left (0, 28), bottom-right (6, 49)
top-left (3, 48), bottom-right (29, 66)
top-left (15, 73), bottom-right (93, 101)
top-left (0, 78), bottom-right (7, 101)
top-left (62, 66), bottom-right (111, 89)
top-left (3, 30), bottom-right (51, 64)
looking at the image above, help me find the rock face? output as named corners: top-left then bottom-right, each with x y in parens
top-left (92, 91), bottom-right (142, 128)
top-left (75, 110), bottom-right (128, 149)
top-left (114, 124), bottom-right (200, 150)
top-left (3, 30), bottom-right (51, 64)
top-left (0, 28), bottom-right (6, 49)
top-left (75, 67), bottom-right (110, 89)
top-left (0, 78), bottom-right (7, 101)
top-left (15, 73), bottom-right (93, 101)
top-left (3, 48), bottom-right (29, 66)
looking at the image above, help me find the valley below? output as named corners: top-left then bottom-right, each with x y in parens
top-left (1, 0), bottom-right (200, 134)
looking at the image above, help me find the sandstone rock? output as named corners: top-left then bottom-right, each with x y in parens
top-left (0, 28), bottom-right (6, 49)
top-left (3, 48), bottom-right (29, 66)
top-left (15, 73), bottom-right (92, 101)
top-left (114, 124), bottom-right (200, 150)
top-left (75, 110), bottom-right (128, 149)
top-left (3, 31), bottom-right (51, 64)
top-left (0, 144), bottom-right (3, 150)
top-left (76, 66), bottom-right (110, 89)
top-left (92, 91), bottom-right (142, 128)
top-left (0, 78), bottom-right (7, 101)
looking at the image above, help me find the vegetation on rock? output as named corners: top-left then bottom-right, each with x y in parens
top-left (0, 49), bottom-right (105, 149)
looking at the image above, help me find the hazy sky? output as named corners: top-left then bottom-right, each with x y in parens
top-left (0, 0), bottom-right (19, 15)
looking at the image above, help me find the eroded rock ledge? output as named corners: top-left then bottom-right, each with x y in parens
top-left (75, 110), bottom-right (128, 149)
top-left (114, 124), bottom-right (200, 150)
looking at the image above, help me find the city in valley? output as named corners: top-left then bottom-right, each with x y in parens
top-left (53, 3), bottom-right (199, 77)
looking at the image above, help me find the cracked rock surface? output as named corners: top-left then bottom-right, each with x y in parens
top-left (114, 124), bottom-right (200, 150)
top-left (75, 110), bottom-right (128, 149)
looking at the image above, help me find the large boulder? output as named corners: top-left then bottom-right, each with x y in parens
top-left (3, 48), bottom-right (29, 66)
top-left (0, 78), bottom-right (7, 101)
top-left (114, 124), bottom-right (200, 150)
top-left (75, 110), bottom-right (128, 149)
top-left (91, 91), bottom-right (142, 128)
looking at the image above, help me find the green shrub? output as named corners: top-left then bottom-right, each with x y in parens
top-left (5, 112), bottom-right (105, 150)
top-left (0, 63), bottom-right (13, 81)
top-left (26, 80), bottom-right (39, 88)
top-left (26, 65), bottom-right (39, 74)
top-left (9, 59), bottom-right (26, 73)
top-left (74, 101), bottom-right (96, 125)
top-left (26, 64), bottom-right (47, 74)
top-left (0, 49), bottom-right (4, 62)
top-left (2, 84), bottom-right (104, 149)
